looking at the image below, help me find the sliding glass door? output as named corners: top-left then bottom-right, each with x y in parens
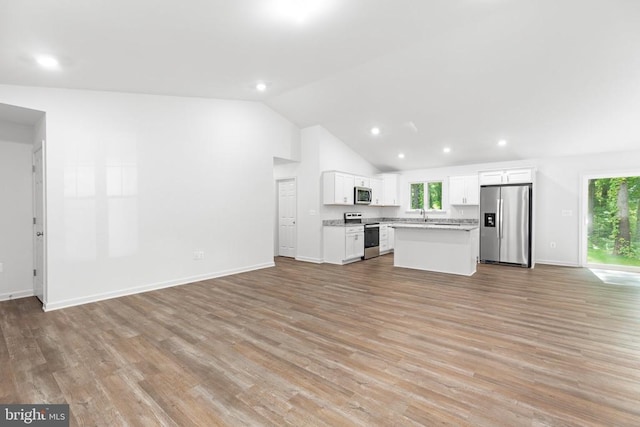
top-left (585, 175), bottom-right (640, 271)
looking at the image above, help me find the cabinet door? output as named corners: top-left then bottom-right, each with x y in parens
top-left (449, 176), bottom-right (466, 205)
top-left (450, 175), bottom-right (479, 205)
top-left (479, 171), bottom-right (504, 186)
top-left (370, 178), bottom-right (384, 206)
top-left (323, 172), bottom-right (354, 205)
top-left (354, 232), bottom-right (364, 258)
top-left (354, 176), bottom-right (370, 188)
top-left (345, 232), bottom-right (364, 260)
top-left (465, 175), bottom-right (479, 205)
top-left (505, 169), bottom-right (533, 184)
top-left (341, 174), bottom-right (355, 204)
top-left (382, 174), bottom-right (399, 206)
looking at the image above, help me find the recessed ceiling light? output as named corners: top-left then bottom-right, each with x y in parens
top-left (498, 139), bottom-right (508, 147)
top-left (35, 55), bottom-right (60, 70)
top-left (398, 153), bottom-right (405, 159)
top-left (443, 147), bottom-right (451, 154)
top-left (256, 82), bottom-right (267, 92)
top-left (271, 0), bottom-right (333, 24)
top-left (370, 127), bottom-right (381, 136)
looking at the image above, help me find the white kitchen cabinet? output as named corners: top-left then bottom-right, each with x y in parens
top-left (479, 168), bottom-right (534, 185)
top-left (354, 176), bottom-right (370, 188)
top-left (379, 173), bottom-right (400, 206)
top-left (323, 225), bottom-right (364, 264)
top-left (449, 175), bottom-right (479, 205)
top-left (380, 224), bottom-right (395, 254)
top-left (505, 169), bottom-right (533, 184)
top-left (478, 170), bottom-right (504, 185)
top-left (388, 226), bottom-right (395, 250)
top-left (323, 171), bottom-right (355, 205)
top-left (345, 228), bottom-right (365, 260)
top-left (380, 224), bottom-right (389, 252)
top-left (370, 178), bottom-right (384, 206)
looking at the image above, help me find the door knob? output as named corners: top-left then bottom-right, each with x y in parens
top-left (36, 232), bottom-right (44, 237)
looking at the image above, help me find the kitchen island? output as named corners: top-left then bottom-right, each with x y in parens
top-left (392, 223), bottom-right (479, 276)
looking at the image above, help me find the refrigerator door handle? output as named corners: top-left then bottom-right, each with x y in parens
top-left (499, 198), bottom-right (504, 239)
top-left (496, 199), bottom-right (501, 240)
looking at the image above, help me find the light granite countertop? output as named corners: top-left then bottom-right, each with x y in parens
top-left (391, 223), bottom-right (478, 231)
top-left (323, 217), bottom-right (478, 228)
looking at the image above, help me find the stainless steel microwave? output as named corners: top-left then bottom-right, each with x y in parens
top-left (354, 186), bottom-right (372, 205)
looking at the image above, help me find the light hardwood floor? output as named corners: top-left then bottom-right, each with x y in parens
top-left (1, 256), bottom-right (640, 426)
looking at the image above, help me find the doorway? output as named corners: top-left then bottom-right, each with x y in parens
top-left (583, 173), bottom-right (640, 272)
top-left (0, 103), bottom-right (46, 306)
top-left (277, 178), bottom-right (297, 258)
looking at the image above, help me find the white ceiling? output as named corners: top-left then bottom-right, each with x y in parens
top-left (1, 0), bottom-right (639, 171)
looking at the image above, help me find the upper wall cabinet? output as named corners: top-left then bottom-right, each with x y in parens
top-left (479, 168), bottom-right (534, 186)
top-left (323, 171), bottom-right (355, 205)
top-left (380, 173), bottom-right (400, 206)
top-left (354, 176), bottom-right (370, 188)
top-left (449, 175), bottom-right (479, 205)
top-left (370, 178), bottom-right (384, 206)
top-left (323, 171), bottom-right (400, 206)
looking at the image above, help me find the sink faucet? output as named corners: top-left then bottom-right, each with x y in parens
top-left (420, 208), bottom-right (428, 222)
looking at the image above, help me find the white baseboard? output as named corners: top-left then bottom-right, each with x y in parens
top-left (43, 262), bottom-right (275, 312)
top-left (295, 256), bottom-right (324, 264)
top-left (0, 289), bottom-right (34, 302)
top-left (535, 259), bottom-right (580, 267)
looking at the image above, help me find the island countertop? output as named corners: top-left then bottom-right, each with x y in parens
top-left (391, 223), bottom-right (478, 231)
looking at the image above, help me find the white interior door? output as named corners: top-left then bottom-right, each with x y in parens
top-left (33, 146), bottom-right (45, 302)
top-left (278, 179), bottom-right (296, 258)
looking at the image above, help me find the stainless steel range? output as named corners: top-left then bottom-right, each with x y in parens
top-left (363, 222), bottom-right (380, 259)
top-left (344, 212), bottom-right (380, 260)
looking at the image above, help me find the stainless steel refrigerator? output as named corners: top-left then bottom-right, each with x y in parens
top-left (480, 184), bottom-right (532, 267)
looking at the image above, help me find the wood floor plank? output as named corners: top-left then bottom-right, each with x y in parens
top-left (1, 256), bottom-right (640, 426)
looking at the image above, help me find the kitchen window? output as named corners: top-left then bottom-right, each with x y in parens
top-left (410, 181), bottom-right (443, 210)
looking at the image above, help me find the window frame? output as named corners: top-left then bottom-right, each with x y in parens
top-left (409, 180), bottom-right (444, 212)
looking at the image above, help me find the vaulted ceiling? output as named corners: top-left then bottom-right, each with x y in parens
top-left (1, 0), bottom-right (639, 170)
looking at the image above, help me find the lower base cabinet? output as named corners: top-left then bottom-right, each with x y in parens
top-left (324, 226), bottom-right (365, 264)
top-left (380, 224), bottom-right (395, 254)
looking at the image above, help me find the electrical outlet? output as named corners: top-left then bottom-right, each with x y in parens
top-left (193, 251), bottom-right (205, 260)
top-left (550, 242), bottom-right (557, 249)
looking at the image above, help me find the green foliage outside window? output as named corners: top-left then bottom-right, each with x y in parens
top-left (410, 183), bottom-right (424, 210)
top-left (588, 176), bottom-right (640, 267)
top-left (410, 181), bottom-right (442, 210)
top-left (427, 182), bottom-right (442, 210)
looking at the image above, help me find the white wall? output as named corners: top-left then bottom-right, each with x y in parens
top-left (0, 139), bottom-right (34, 300)
top-left (0, 85), bottom-right (300, 310)
top-left (0, 119), bottom-right (33, 144)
